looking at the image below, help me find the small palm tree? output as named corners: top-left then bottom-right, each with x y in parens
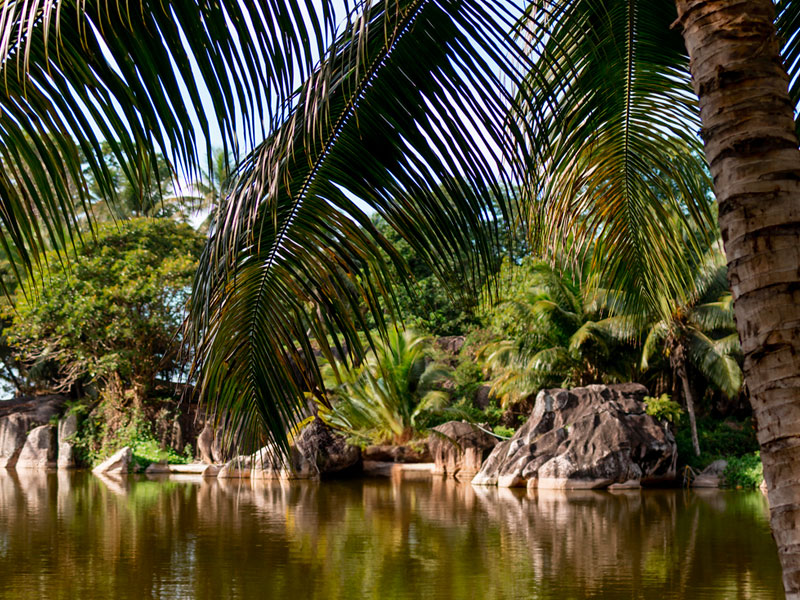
top-left (317, 329), bottom-right (451, 444)
top-left (641, 245), bottom-right (742, 456)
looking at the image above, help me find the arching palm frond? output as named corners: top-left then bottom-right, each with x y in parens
top-left (517, 0), bottom-right (714, 318)
top-left (0, 0), bottom-right (339, 275)
top-left (688, 330), bottom-right (743, 399)
top-left (689, 294), bottom-right (735, 332)
top-left (641, 320), bottom-right (669, 370)
top-left (187, 0), bottom-right (536, 452)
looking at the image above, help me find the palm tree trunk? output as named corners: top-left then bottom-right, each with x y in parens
top-left (672, 342), bottom-right (701, 456)
top-left (678, 360), bottom-right (701, 457)
top-left (675, 0), bottom-right (800, 596)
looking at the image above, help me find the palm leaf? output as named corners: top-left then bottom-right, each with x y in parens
top-left (517, 0), bottom-right (714, 318)
top-left (688, 330), bottom-right (743, 398)
top-left (777, 0), bottom-right (800, 136)
top-left (0, 0), bottom-right (341, 276)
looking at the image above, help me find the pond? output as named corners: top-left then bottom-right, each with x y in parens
top-left (0, 471), bottom-right (784, 599)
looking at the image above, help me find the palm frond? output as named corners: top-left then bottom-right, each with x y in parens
top-left (188, 0), bottom-right (537, 452)
top-left (688, 330), bottom-right (743, 398)
top-left (518, 0), bottom-right (714, 318)
top-left (0, 0), bottom-right (340, 276)
top-left (689, 293), bottom-right (736, 332)
top-left (641, 320), bottom-right (669, 370)
top-left (777, 0), bottom-right (800, 136)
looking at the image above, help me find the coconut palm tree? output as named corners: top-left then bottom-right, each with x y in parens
top-left (1, 0), bottom-right (800, 592)
top-left (641, 245), bottom-right (743, 456)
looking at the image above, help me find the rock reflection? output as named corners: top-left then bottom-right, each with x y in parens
top-left (0, 472), bottom-right (784, 599)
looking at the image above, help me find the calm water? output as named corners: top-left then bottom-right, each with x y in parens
top-left (0, 471), bottom-right (784, 599)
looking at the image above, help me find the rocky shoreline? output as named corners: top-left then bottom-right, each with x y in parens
top-left (0, 384), bottom-right (748, 491)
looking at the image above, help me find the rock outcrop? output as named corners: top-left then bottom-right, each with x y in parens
top-left (16, 425), bottom-right (57, 469)
top-left (218, 455), bottom-right (252, 478)
top-left (57, 414), bottom-right (78, 469)
top-left (429, 421), bottom-right (499, 481)
top-left (692, 459), bottom-right (727, 488)
top-left (0, 396), bottom-right (64, 468)
top-left (473, 384), bottom-right (677, 489)
top-left (250, 418), bottom-right (361, 480)
top-left (92, 446), bottom-right (132, 475)
top-left (197, 424), bottom-right (215, 464)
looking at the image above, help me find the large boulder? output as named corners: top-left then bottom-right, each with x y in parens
top-left (197, 423), bottom-right (215, 464)
top-left (92, 446), bottom-right (132, 475)
top-left (251, 418), bottom-right (361, 480)
top-left (429, 422), bottom-right (499, 481)
top-left (0, 396), bottom-right (64, 468)
top-left (217, 455), bottom-right (252, 478)
top-left (472, 384), bottom-right (677, 489)
top-left (16, 425), bottom-right (57, 469)
top-left (293, 418), bottom-right (362, 477)
top-left (57, 414), bottom-right (79, 469)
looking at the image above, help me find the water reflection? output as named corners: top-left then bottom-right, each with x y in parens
top-left (0, 472), bottom-right (784, 599)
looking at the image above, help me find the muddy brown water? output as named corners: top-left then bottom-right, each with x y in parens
top-left (0, 471), bottom-right (784, 599)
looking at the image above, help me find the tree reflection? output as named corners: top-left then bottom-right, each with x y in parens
top-left (0, 472), bottom-right (784, 599)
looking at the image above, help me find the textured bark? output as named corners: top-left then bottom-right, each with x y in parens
top-left (676, 0), bottom-right (800, 596)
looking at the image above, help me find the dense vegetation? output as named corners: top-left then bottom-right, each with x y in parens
top-left (4, 219), bottom-right (204, 466)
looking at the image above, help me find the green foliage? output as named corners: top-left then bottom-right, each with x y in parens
top-left (480, 257), bottom-right (639, 405)
top-left (72, 400), bottom-right (190, 469)
top-left (492, 425), bottom-right (516, 439)
top-left (644, 394), bottom-right (684, 425)
top-left (723, 452), bottom-right (764, 489)
top-left (5, 219), bottom-right (203, 401)
top-left (675, 417), bottom-right (759, 471)
top-left (318, 329), bottom-right (455, 444)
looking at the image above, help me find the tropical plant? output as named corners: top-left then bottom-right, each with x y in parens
top-left (317, 329), bottom-right (453, 444)
top-left (641, 244), bottom-right (742, 456)
top-left (644, 394), bottom-right (684, 426)
top-left (481, 258), bottom-right (640, 405)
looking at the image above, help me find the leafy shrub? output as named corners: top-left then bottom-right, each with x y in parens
top-left (72, 398), bottom-right (190, 469)
top-left (5, 219), bottom-right (203, 402)
top-left (675, 416), bottom-right (759, 470)
top-left (723, 452), bottom-right (763, 488)
top-left (492, 425), bottom-right (515, 439)
top-left (644, 394), bottom-right (684, 424)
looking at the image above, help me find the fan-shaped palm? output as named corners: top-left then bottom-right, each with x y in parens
top-left (317, 329), bottom-right (451, 444)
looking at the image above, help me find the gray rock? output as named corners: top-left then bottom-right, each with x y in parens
top-left (292, 418), bottom-right (362, 478)
top-left (0, 396), bottom-right (64, 468)
top-left (217, 455), bottom-right (252, 478)
top-left (92, 446), bottom-right (132, 475)
top-left (251, 444), bottom-right (315, 480)
top-left (197, 423), bottom-right (215, 464)
top-left (428, 422), bottom-right (498, 481)
top-left (16, 425), bottom-right (57, 469)
top-left (472, 384), bottom-right (677, 489)
top-left (57, 414), bottom-right (78, 469)
top-left (0, 414), bottom-right (31, 468)
top-left (363, 444), bottom-right (432, 463)
top-left (692, 459), bottom-right (728, 488)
